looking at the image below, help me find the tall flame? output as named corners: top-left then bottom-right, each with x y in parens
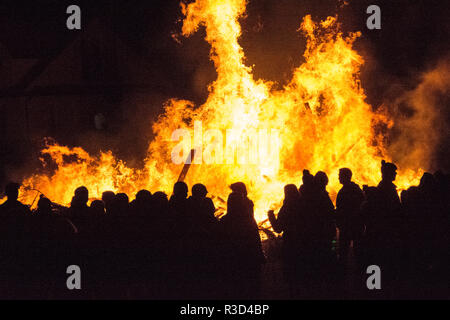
top-left (14, 0), bottom-right (423, 220)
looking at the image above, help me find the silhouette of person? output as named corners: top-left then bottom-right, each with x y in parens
top-left (434, 171), bottom-right (450, 214)
top-left (101, 190), bottom-right (115, 215)
top-left (416, 172), bottom-right (447, 278)
top-left (418, 172), bottom-right (442, 218)
top-left (90, 199), bottom-right (106, 216)
top-left (130, 189), bottom-right (152, 218)
top-left (108, 192), bottom-right (130, 227)
top-left (377, 160), bottom-right (401, 217)
top-left (66, 186), bottom-right (94, 278)
top-left (150, 191), bottom-right (171, 244)
top-left (169, 181), bottom-right (190, 237)
top-left (375, 160), bottom-right (402, 239)
top-left (68, 186), bottom-right (92, 234)
top-left (220, 182), bottom-right (264, 298)
top-left (35, 196), bottom-right (52, 216)
top-left (336, 168), bottom-right (364, 261)
top-left (360, 185), bottom-right (381, 264)
top-left (152, 191), bottom-right (170, 220)
top-left (30, 195), bottom-right (76, 282)
top-left (136, 189), bottom-right (152, 201)
top-left (224, 183), bottom-right (263, 256)
top-left (111, 193), bottom-right (129, 216)
top-left (101, 192), bottom-right (133, 282)
top-left (0, 182), bottom-right (31, 280)
top-left (186, 183), bottom-right (217, 234)
top-left (167, 182), bottom-right (192, 288)
top-left (139, 190), bottom-right (173, 297)
top-left (35, 195), bottom-right (76, 235)
top-left (295, 169), bottom-right (318, 251)
top-left (298, 169), bottom-right (314, 197)
top-left (151, 191), bottom-right (170, 241)
top-left (182, 184), bottom-right (219, 295)
top-left (267, 184), bottom-right (303, 293)
top-left (0, 182), bottom-right (30, 218)
top-left (304, 171), bottom-right (336, 270)
top-left (222, 183), bottom-right (264, 262)
top-left (313, 171), bottom-right (336, 242)
top-left (268, 184), bottom-right (301, 261)
top-left (169, 181), bottom-right (188, 211)
top-left (371, 160), bottom-right (403, 283)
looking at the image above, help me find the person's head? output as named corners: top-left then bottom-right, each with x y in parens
top-left (102, 190), bottom-right (115, 205)
top-left (302, 169), bottom-right (314, 186)
top-left (284, 184), bottom-right (299, 201)
top-left (4, 182), bottom-right (20, 201)
top-left (37, 196), bottom-right (52, 214)
top-left (115, 193), bottom-right (129, 205)
top-left (314, 171), bottom-right (329, 190)
top-left (135, 189), bottom-right (152, 203)
top-left (419, 172), bottom-right (436, 191)
top-left (381, 160), bottom-right (397, 182)
top-left (227, 191), bottom-right (245, 217)
top-left (192, 183), bottom-right (208, 199)
top-left (111, 193), bottom-right (129, 215)
top-left (90, 200), bottom-right (105, 214)
top-left (152, 191), bottom-right (169, 210)
top-left (230, 182), bottom-right (247, 196)
top-left (401, 186), bottom-right (419, 206)
top-left (74, 186), bottom-right (89, 204)
top-left (173, 181), bottom-right (188, 199)
top-left (339, 168), bottom-right (352, 185)
top-left (153, 191), bottom-right (168, 202)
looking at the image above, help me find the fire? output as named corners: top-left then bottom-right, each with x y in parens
top-left (13, 0), bottom-right (423, 220)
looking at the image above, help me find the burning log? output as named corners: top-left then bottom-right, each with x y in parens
top-left (177, 149), bottom-right (196, 182)
top-left (22, 186), bottom-right (68, 213)
top-left (215, 210), bottom-right (226, 220)
top-left (257, 218), bottom-right (278, 239)
top-left (214, 196), bottom-right (226, 204)
top-left (259, 227), bottom-right (277, 240)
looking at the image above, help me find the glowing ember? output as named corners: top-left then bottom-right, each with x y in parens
top-left (15, 0), bottom-right (424, 220)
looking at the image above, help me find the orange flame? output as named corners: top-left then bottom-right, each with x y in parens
top-left (13, 0), bottom-right (423, 220)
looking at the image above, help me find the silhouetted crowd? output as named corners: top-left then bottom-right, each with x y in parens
top-left (0, 160), bottom-right (449, 299)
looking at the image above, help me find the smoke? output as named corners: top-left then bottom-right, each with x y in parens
top-left (386, 57), bottom-right (450, 172)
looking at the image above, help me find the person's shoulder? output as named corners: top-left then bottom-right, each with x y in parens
top-left (12, 200), bottom-right (30, 213)
top-left (350, 182), bottom-right (363, 192)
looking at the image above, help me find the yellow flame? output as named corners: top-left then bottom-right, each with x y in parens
top-left (12, 0), bottom-right (423, 221)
